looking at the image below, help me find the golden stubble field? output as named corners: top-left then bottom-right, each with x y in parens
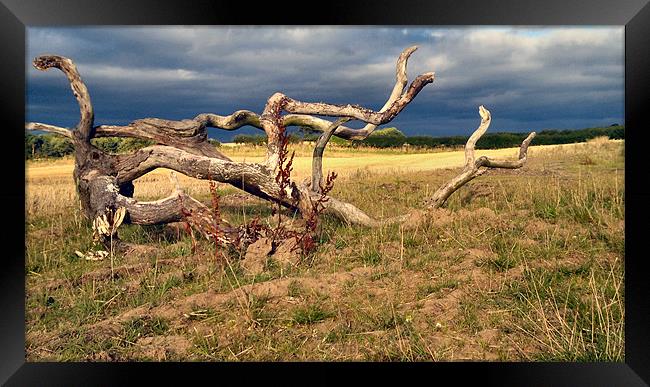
top-left (26, 143), bottom-right (583, 213)
top-left (25, 139), bottom-right (624, 361)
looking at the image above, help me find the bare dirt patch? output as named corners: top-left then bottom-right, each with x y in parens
top-left (135, 335), bottom-right (192, 360)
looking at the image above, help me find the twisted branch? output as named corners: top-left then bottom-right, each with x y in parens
top-left (25, 47), bottom-right (426, 148)
top-left (32, 55), bottom-right (94, 141)
top-left (26, 48), bottom-right (536, 252)
top-left (427, 106), bottom-right (536, 209)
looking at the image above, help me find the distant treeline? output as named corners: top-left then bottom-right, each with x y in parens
top-left (234, 125), bottom-right (625, 149)
top-left (233, 133), bottom-right (304, 145)
top-left (25, 134), bottom-right (155, 159)
top-left (26, 125), bottom-right (624, 159)
top-left (25, 134), bottom-right (224, 159)
top-left (402, 125), bottom-right (625, 149)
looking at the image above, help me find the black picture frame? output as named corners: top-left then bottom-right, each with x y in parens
top-left (2, 0), bottom-right (649, 385)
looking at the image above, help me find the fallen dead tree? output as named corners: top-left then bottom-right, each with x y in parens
top-left (26, 47), bottom-right (535, 253)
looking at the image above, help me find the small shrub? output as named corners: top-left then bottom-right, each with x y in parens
top-left (361, 249), bottom-right (382, 265)
top-left (122, 316), bottom-right (169, 343)
top-left (292, 304), bottom-right (334, 325)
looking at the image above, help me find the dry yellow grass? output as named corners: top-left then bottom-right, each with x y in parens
top-left (26, 142), bottom-right (606, 213)
top-left (26, 142), bottom-right (585, 181)
top-left (25, 140), bottom-right (624, 361)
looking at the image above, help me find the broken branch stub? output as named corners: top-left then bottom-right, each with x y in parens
top-left (25, 46), bottom-right (535, 251)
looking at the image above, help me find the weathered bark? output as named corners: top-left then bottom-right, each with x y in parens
top-left (113, 145), bottom-right (289, 205)
top-left (32, 55), bottom-right (94, 140)
top-left (29, 56), bottom-right (109, 224)
top-left (26, 46), bottom-right (535, 249)
top-left (97, 118), bottom-right (230, 160)
top-left (311, 118), bottom-right (350, 193)
top-left (25, 122), bottom-right (73, 138)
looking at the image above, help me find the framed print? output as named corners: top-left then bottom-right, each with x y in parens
top-left (2, 0), bottom-right (649, 385)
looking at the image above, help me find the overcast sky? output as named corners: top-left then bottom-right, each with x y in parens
top-left (26, 26), bottom-right (624, 140)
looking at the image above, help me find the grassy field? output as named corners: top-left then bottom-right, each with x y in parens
top-left (25, 139), bottom-right (624, 361)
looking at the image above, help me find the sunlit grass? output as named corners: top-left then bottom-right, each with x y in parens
top-left (25, 140), bottom-right (624, 361)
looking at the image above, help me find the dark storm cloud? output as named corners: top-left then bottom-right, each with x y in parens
top-left (26, 26), bottom-right (624, 140)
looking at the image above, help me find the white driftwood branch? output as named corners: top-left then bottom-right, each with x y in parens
top-left (311, 117), bottom-right (350, 193)
top-left (427, 106), bottom-right (536, 209)
top-left (32, 55), bottom-right (94, 140)
top-left (25, 122), bottom-right (73, 138)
